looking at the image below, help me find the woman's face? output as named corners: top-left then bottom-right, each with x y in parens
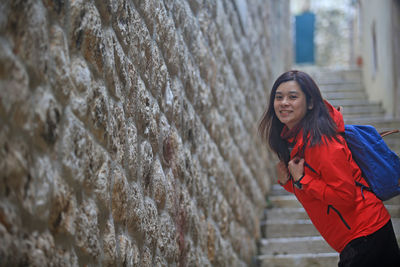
top-left (274, 80), bottom-right (308, 130)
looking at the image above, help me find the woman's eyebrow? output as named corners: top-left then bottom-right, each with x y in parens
top-left (276, 91), bottom-right (299, 94)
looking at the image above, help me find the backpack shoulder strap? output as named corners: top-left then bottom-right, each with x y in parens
top-left (304, 161), bottom-right (318, 174)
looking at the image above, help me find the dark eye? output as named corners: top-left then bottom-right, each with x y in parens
top-left (275, 95), bottom-right (283, 100)
top-left (289, 95), bottom-right (298, 99)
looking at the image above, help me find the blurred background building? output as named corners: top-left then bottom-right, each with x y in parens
top-left (291, 0), bottom-right (400, 118)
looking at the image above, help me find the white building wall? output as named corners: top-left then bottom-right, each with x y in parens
top-left (359, 0), bottom-right (395, 116)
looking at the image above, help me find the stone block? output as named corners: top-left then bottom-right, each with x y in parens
top-left (86, 83), bottom-right (109, 145)
top-left (20, 156), bottom-right (55, 219)
top-left (1, 136), bottom-right (32, 204)
top-left (48, 25), bottom-right (74, 101)
top-left (0, 199), bottom-right (21, 236)
top-left (125, 117), bottom-right (138, 180)
top-left (49, 174), bottom-right (77, 235)
top-left (92, 156), bottom-right (111, 208)
top-left (166, 77), bottom-right (184, 131)
top-left (112, 37), bottom-right (132, 96)
top-left (192, 210), bottom-right (208, 249)
top-left (139, 140), bottom-right (153, 192)
top-left (193, 166), bottom-right (209, 216)
top-left (101, 219), bottom-right (116, 265)
top-left (112, 0), bottom-right (142, 58)
top-left (126, 181), bottom-right (145, 234)
top-left (43, 0), bottom-right (67, 17)
top-left (102, 29), bottom-right (123, 100)
top-left (153, 6), bottom-right (180, 75)
top-left (157, 212), bottom-right (179, 263)
top-left (70, 56), bottom-right (92, 94)
top-left (213, 195), bottom-right (231, 238)
top-left (6, 1), bottom-right (49, 83)
top-left (117, 233), bottom-right (140, 266)
top-left (162, 127), bottom-right (184, 178)
top-left (30, 87), bottom-right (62, 148)
top-left (61, 111), bottom-right (105, 185)
top-left (111, 166), bottom-right (129, 224)
top-left (142, 198), bottom-right (159, 247)
top-left (195, 77), bottom-right (214, 115)
top-left (149, 159), bottom-right (166, 209)
top-left (75, 199), bottom-right (101, 259)
top-left (94, 0), bottom-right (113, 25)
top-left (70, 1), bottom-right (105, 75)
top-left (52, 247), bottom-right (79, 267)
top-left (0, 40), bottom-right (29, 119)
top-left (107, 100), bottom-right (126, 163)
top-left (140, 244), bottom-right (154, 267)
top-left (148, 46), bottom-right (168, 105)
top-left (136, 80), bottom-right (160, 147)
top-left (19, 231), bottom-right (56, 266)
top-left (207, 221), bottom-right (216, 264)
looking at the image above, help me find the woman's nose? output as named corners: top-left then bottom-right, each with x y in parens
top-left (281, 97), bottom-right (289, 106)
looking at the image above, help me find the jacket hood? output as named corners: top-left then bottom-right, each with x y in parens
top-left (324, 100), bottom-right (345, 134)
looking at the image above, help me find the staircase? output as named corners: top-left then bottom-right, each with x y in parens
top-left (256, 68), bottom-right (400, 267)
top-left (311, 68), bottom-right (400, 155)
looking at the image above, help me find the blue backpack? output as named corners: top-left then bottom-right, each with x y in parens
top-left (344, 125), bottom-right (400, 201)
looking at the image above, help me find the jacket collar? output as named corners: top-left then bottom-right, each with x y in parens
top-left (281, 124), bottom-right (306, 158)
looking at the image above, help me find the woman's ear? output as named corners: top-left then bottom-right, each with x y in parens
top-left (308, 101), bottom-right (314, 110)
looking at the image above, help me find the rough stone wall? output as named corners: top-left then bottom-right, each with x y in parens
top-left (0, 0), bottom-right (290, 266)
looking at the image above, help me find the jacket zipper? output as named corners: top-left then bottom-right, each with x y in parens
top-left (327, 205), bottom-right (351, 230)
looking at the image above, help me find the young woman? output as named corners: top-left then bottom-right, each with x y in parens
top-left (258, 70), bottom-right (400, 266)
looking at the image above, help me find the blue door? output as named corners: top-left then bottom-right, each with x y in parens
top-left (295, 11), bottom-right (315, 64)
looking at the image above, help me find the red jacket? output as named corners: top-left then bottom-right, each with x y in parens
top-left (280, 101), bottom-right (390, 252)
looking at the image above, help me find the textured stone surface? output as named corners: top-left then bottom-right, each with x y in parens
top-left (0, 0), bottom-right (291, 265)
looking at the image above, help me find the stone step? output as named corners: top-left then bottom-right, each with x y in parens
top-left (322, 90), bottom-right (367, 100)
top-left (385, 205), bottom-right (400, 217)
top-left (270, 184), bottom-right (290, 196)
top-left (263, 218), bottom-right (319, 238)
top-left (270, 186), bottom-right (400, 201)
top-left (327, 98), bottom-right (375, 107)
top-left (319, 82), bottom-right (363, 92)
top-left (264, 210), bottom-right (400, 239)
top-left (384, 195), bottom-right (400, 205)
top-left (265, 204), bottom-right (399, 221)
top-left (267, 190), bottom-right (399, 212)
top-left (269, 188), bottom-right (400, 209)
top-left (304, 67), bottom-right (363, 84)
top-left (390, 217), bottom-right (400, 245)
top-left (343, 118), bottom-right (400, 130)
top-left (257, 252), bottom-right (339, 267)
top-left (337, 105), bottom-right (385, 115)
top-left (268, 194), bottom-right (301, 208)
top-left (266, 207), bottom-right (309, 220)
top-left (323, 101), bottom-right (385, 116)
top-left (343, 113), bottom-right (387, 120)
top-left (259, 236), bottom-right (335, 255)
top-left (261, 214), bottom-right (400, 256)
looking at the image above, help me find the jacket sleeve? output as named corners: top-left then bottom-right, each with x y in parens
top-left (300, 141), bottom-right (357, 208)
top-left (280, 179), bottom-right (295, 193)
